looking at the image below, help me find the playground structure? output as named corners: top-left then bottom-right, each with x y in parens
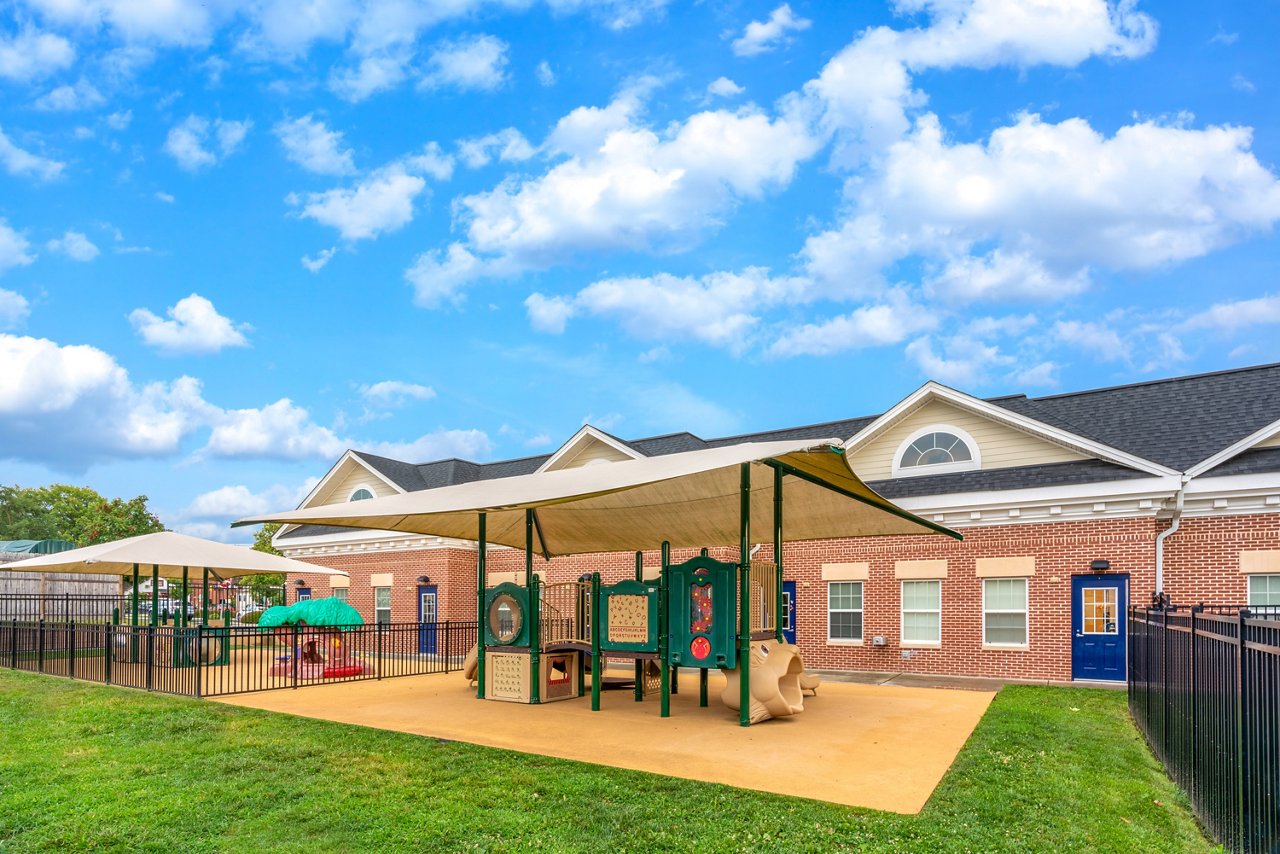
top-left (242, 437), bottom-right (960, 727)
top-left (261, 597), bottom-right (367, 680)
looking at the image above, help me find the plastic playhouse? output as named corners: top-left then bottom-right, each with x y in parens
top-left (259, 597), bottom-right (367, 680)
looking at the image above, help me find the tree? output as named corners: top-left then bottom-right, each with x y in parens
top-left (0, 484), bottom-right (165, 546)
top-left (245, 523), bottom-right (286, 604)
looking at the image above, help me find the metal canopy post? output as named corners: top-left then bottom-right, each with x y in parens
top-left (590, 571), bottom-right (602, 712)
top-left (150, 564), bottom-right (159, 627)
top-left (774, 465), bottom-right (784, 644)
top-left (476, 512), bottom-right (487, 699)
top-left (659, 540), bottom-right (671, 718)
top-left (739, 462), bottom-right (751, 728)
top-left (201, 568), bottom-right (210, 627)
top-left (180, 567), bottom-right (189, 629)
top-left (634, 551), bottom-right (644, 703)
top-left (527, 509), bottom-right (541, 705)
top-left (130, 563), bottom-right (140, 662)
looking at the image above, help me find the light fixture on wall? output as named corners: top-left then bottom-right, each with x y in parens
top-left (1090, 559), bottom-right (1111, 573)
top-left (417, 575), bottom-right (431, 584)
top-left (294, 579), bottom-right (306, 586)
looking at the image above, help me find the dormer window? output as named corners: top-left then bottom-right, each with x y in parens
top-left (349, 487), bottom-right (374, 502)
top-left (892, 426), bottom-right (980, 478)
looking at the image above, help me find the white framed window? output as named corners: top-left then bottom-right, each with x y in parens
top-left (827, 581), bottom-right (863, 642)
top-left (891, 425), bottom-right (981, 478)
top-left (331, 587), bottom-right (349, 603)
top-left (374, 586), bottom-right (392, 625)
top-left (349, 487), bottom-right (374, 502)
top-left (983, 578), bottom-right (1029, 646)
top-left (901, 580), bottom-right (941, 645)
top-left (1248, 575), bottom-right (1280, 607)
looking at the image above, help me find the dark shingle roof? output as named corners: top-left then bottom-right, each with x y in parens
top-left (335, 362), bottom-right (1280, 498)
top-left (1201, 447), bottom-right (1280, 478)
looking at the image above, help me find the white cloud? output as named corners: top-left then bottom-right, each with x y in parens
top-left (415, 84), bottom-right (820, 299)
top-left (1180, 294), bottom-right (1280, 333)
top-left (290, 164), bottom-right (426, 241)
top-left (546, 0), bottom-right (670, 30)
top-left (524, 292), bottom-right (576, 334)
top-left (1051, 319), bottom-right (1129, 362)
top-left (768, 291), bottom-right (938, 357)
top-left (174, 479), bottom-right (319, 541)
top-left (33, 79), bottom-right (105, 111)
top-left (405, 243), bottom-right (495, 307)
top-left (155, 191), bottom-right (175, 203)
top-left (802, 114), bottom-right (1280, 300)
top-left (457, 128), bottom-right (535, 168)
top-left (164, 115), bottom-right (252, 171)
top-left (23, 0), bottom-right (222, 47)
top-left (363, 428), bottom-right (492, 462)
top-left (420, 34), bottom-right (509, 92)
top-left (275, 114), bottom-right (356, 175)
top-left (402, 141), bottom-right (455, 181)
top-left (0, 126), bottom-right (65, 181)
top-left (0, 333), bottom-right (209, 470)
top-left (707, 77), bottom-right (744, 98)
top-left (46, 231), bottom-right (100, 261)
top-left (1014, 361), bottom-right (1059, 388)
top-left (204, 398), bottom-right (344, 459)
top-left (1231, 73), bottom-right (1256, 94)
top-left (732, 3), bottom-right (811, 57)
top-left (536, 60), bottom-right (556, 86)
top-left (129, 293), bottom-right (251, 355)
top-left (0, 290), bottom-right (30, 330)
top-left (301, 246), bottom-right (337, 272)
top-left (0, 26), bottom-right (75, 81)
top-left (0, 221), bottom-right (36, 274)
top-left (106, 110), bottom-right (133, 130)
top-left (360, 380), bottom-right (436, 405)
top-left (329, 48), bottom-right (413, 102)
top-left (905, 334), bottom-right (1013, 386)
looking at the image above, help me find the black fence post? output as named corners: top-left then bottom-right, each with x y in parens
top-left (37, 619), bottom-right (44, 673)
top-left (195, 625), bottom-right (204, 699)
top-left (376, 624), bottom-right (383, 681)
top-left (1161, 606), bottom-right (1170, 761)
top-left (104, 620), bottom-right (112, 686)
top-left (1188, 606), bottom-right (1198, 806)
top-left (1236, 609), bottom-right (1249, 852)
top-left (68, 621), bottom-right (76, 680)
top-left (146, 625), bottom-right (155, 692)
top-left (9, 619), bottom-right (16, 670)
top-left (292, 625), bottom-right (299, 690)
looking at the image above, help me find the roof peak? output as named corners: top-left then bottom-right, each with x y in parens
top-left (1030, 361), bottom-right (1280, 402)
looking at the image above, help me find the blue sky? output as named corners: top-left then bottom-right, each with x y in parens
top-left (1, 0), bottom-right (1278, 541)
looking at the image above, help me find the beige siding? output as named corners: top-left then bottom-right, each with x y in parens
top-left (547, 439), bottom-right (635, 471)
top-left (311, 460), bottom-right (399, 507)
top-left (1256, 431), bottom-right (1280, 449)
top-left (846, 399), bottom-right (1088, 480)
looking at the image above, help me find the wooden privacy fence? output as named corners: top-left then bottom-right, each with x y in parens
top-left (0, 619), bottom-right (476, 699)
top-left (1129, 606), bottom-right (1279, 854)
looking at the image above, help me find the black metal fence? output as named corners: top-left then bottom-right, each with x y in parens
top-left (1129, 606), bottom-right (1280, 854)
top-left (0, 619), bottom-right (476, 699)
top-left (0, 586), bottom-right (288, 624)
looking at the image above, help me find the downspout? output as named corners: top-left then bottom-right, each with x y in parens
top-left (1154, 478), bottom-right (1186, 601)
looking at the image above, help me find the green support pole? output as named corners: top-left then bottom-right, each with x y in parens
top-left (659, 541), bottom-right (671, 719)
top-left (590, 572), bottom-right (602, 711)
top-left (774, 465), bottom-right (785, 644)
top-left (201, 568), bottom-right (210, 627)
top-left (527, 510), bottom-right (540, 705)
top-left (476, 512), bottom-right (487, 700)
top-left (634, 551), bottom-right (644, 703)
top-left (700, 668), bottom-right (708, 707)
top-left (181, 567), bottom-right (189, 629)
top-left (150, 564), bottom-right (159, 628)
top-left (130, 563), bottom-right (140, 662)
top-left (739, 463), bottom-right (751, 728)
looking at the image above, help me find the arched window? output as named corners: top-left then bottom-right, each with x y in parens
top-left (892, 426), bottom-right (980, 477)
top-left (349, 487), bottom-right (374, 502)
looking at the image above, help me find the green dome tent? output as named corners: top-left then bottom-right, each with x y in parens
top-left (258, 597), bottom-right (364, 629)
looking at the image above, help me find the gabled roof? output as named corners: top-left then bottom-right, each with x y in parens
top-left (315, 362), bottom-right (1280, 501)
top-left (536, 424), bottom-right (644, 473)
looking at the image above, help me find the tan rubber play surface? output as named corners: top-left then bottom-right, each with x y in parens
top-left (216, 671), bottom-right (993, 813)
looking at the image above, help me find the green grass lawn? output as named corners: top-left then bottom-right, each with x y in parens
top-left (0, 671), bottom-right (1211, 853)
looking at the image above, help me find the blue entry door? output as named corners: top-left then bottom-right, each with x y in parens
top-left (1071, 574), bottom-right (1128, 681)
top-left (417, 585), bottom-right (438, 654)
top-left (782, 581), bottom-right (797, 644)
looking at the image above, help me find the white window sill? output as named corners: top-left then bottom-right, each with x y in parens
top-left (900, 641), bottom-right (941, 649)
top-left (982, 643), bottom-right (1030, 651)
top-left (826, 638), bottom-right (864, 646)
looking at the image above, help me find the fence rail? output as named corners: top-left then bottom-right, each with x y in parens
top-left (0, 587), bottom-right (287, 623)
top-left (1129, 606), bottom-right (1279, 854)
top-left (0, 619), bottom-right (476, 699)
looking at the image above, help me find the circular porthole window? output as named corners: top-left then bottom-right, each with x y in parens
top-left (487, 593), bottom-right (524, 644)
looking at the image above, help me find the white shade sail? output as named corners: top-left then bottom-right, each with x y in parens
top-left (2, 531), bottom-right (348, 580)
top-left (236, 439), bottom-right (960, 556)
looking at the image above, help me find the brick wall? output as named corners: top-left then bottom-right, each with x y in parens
top-left (282, 510), bottom-right (1279, 681)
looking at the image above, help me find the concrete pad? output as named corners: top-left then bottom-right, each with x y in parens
top-left (216, 671), bottom-right (994, 813)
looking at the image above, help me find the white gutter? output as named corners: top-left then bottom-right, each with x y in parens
top-left (1154, 478), bottom-right (1187, 596)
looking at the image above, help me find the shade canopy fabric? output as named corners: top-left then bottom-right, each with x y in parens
top-left (1, 531), bottom-right (348, 580)
top-left (236, 439), bottom-right (960, 557)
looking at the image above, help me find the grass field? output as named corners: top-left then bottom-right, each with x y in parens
top-left (0, 671), bottom-right (1212, 852)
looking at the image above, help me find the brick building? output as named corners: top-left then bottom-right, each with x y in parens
top-left (275, 363), bottom-right (1280, 683)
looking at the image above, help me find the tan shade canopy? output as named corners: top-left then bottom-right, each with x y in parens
top-left (236, 439), bottom-right (959, 557)
top-left (2, 531), bottom-right (348, 580)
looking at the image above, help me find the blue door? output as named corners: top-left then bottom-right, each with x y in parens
top-left (1071, 574), bottom-right (1128, 681)
top-left (782, 581), bottom-right (797, 644)
top-left (417, 585), bottom-right (438, 655)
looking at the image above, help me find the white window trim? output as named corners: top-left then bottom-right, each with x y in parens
top-left (1247, 574), bottom-right (1280, 607)
top-left (982, 577), bottom-right (1030, 649)
top-left (901, 579), bottom-right (942, 648)
top-left (348, 486), bottom-right (375, 502)
top-left (826, 581), bottom-right (864, 645)
top-left (891, 424), bottom-right (982, 479)
top-left (374, 586), bottom-right (392, 625)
